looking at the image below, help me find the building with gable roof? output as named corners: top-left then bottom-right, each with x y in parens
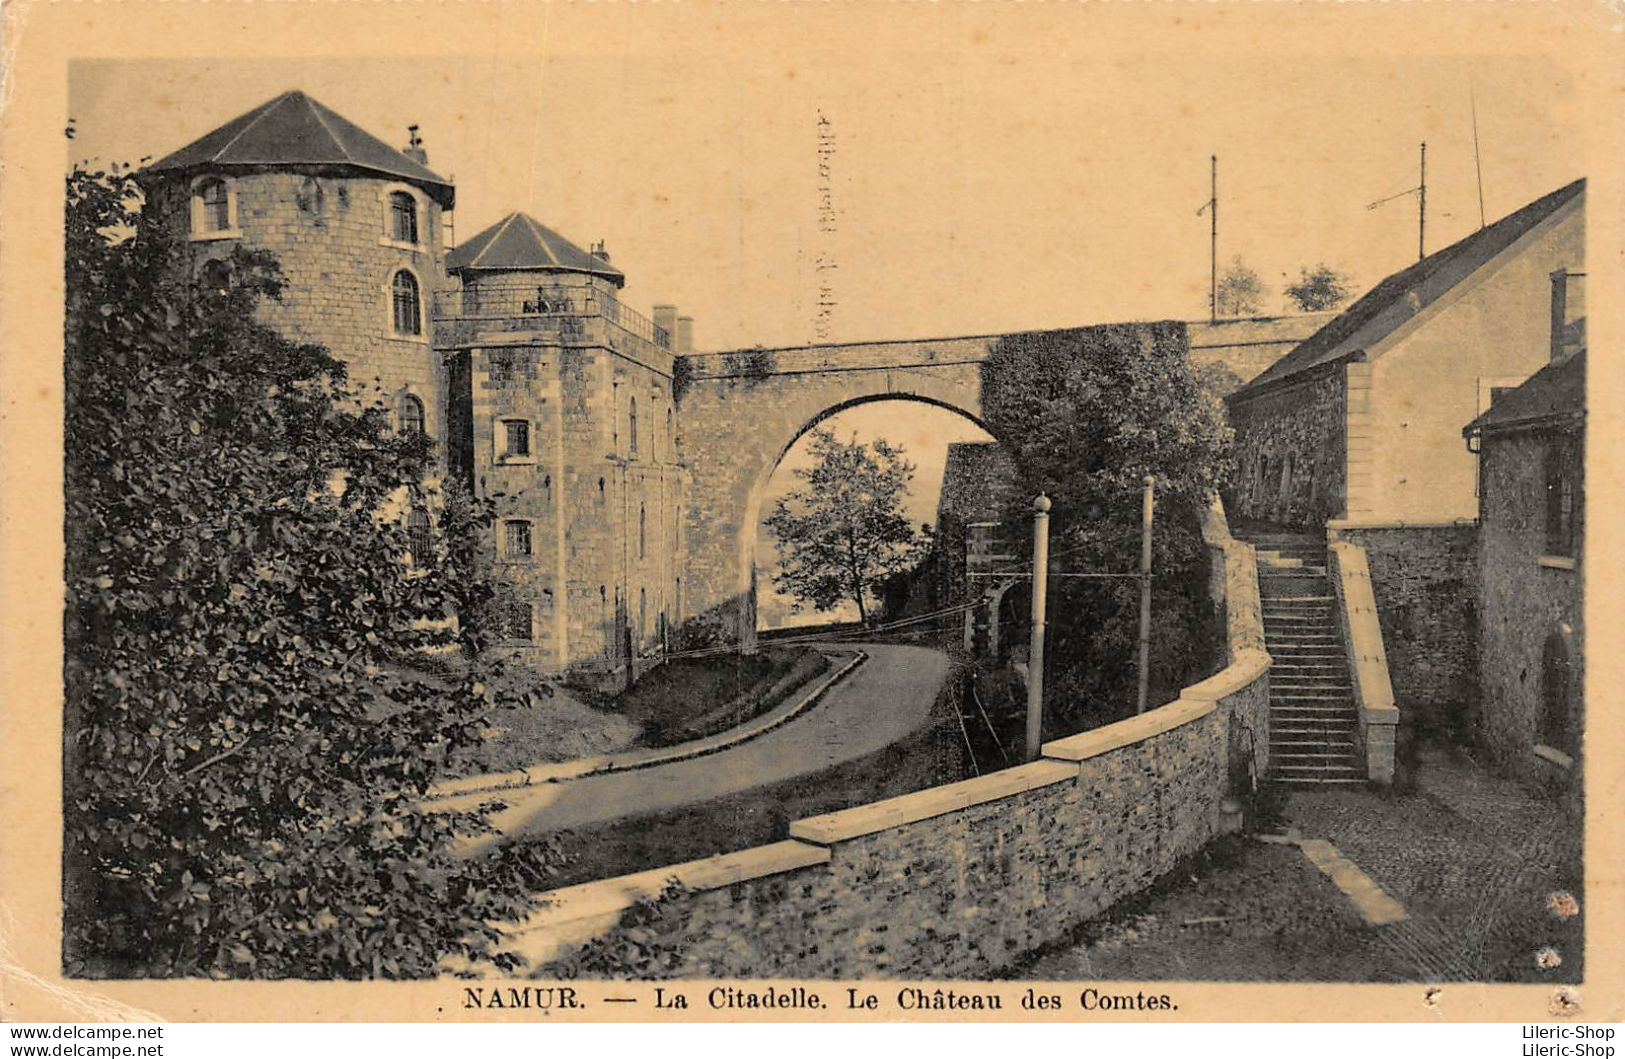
top-left (1223, 177), bottom-right (1585, 750)
top-left (1225, 178), bottom-right (1584, 530)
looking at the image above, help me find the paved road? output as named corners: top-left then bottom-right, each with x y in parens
top-left (1009, 751), bottom-right (1582, 984)
top-left (440, 642), bottom-right (950, 843)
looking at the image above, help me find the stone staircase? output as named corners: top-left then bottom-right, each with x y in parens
top-left (1252, 533), bottom-right (1365, 786)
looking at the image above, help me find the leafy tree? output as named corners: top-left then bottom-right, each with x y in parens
top-left (63, 164), bottom-right (563, 978)
top-left (763, 430), bottom-right (926, 626)
top-left (1284, 263), bottom-right (1353, 312)
top-left (1215, 256), bottom-right (1266, 317)
top-left (979, 323), bottom-right (1233, 736)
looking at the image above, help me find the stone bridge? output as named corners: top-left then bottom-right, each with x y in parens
top-left (674, 334), bottom-right (998, 645)
top-left (670, 314), bottom-right (1323, 646)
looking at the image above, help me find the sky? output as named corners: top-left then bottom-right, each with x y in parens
top-left (62, 17), bottom-right (1591, 630)
top-left (68, 28), bottom-right (1584, 354)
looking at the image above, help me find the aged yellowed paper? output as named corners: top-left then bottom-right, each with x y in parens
top-left (3, 0), bottom-right (1622, 1025)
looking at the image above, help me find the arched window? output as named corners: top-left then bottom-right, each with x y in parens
top-left (639, 504), bottom-right (647, 559)
top-left (399, 394), bottom-right (425, 436)
top-left (388, 191), bottom-right (419, 245)
top-left (391, 270), bottom-right (422, 336)
top-left (666, 407), bottom-right (674, 457)
top-left (407, 508), bottom-right (432, 565)
top-left (639, 588), bottom-right (647, 640)
top-left (629, 396), bottom-right (639, 457)
top-left (194, 177), bottom-right (231, 233)
top-left (1540, 629), bottom-right (1574, 751)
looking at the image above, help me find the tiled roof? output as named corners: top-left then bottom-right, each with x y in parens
top-left (444, 212), bottom-right (625, 287)
top-left (144, 90), bottom-right (454, 208)
top-left (1232, 178), bottom-right (1585, 398)
top-left (1463, 351), bottom-right (1585, 437)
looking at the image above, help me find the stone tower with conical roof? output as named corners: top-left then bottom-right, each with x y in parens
top-left (139, 90), bottom-right (453, 461)
top-left (438, 213), bottom-right (689, 685)
top-left (139, 93), bottom-right (692, 686)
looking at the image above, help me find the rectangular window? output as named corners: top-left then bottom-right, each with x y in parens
top-left (502, 419), bottom-right (531, 459)
top-left (504, 600), bottom-right (534, 642)
top-left (1545, 437), bottom-right (1577, 557)
top-left (390, 193), bottom-right (419, 244)
top-left (504, 520), bottom-right (533, 558)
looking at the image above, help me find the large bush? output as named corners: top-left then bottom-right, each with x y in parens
top-left (979, 323), bottom-right (1234, 734)
top-left (62, 165), bottom-right (561, 978)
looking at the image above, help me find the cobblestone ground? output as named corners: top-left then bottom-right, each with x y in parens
top-left (1008, 746), bottom-right (1583, 983)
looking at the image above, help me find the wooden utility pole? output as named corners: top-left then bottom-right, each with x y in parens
top-left (1136, 476), bottom-right (1155, 715)
top-left (1025, 495), bottom-right (1051, 761)
top-left (1418, 141), bottom-right (1428, 261)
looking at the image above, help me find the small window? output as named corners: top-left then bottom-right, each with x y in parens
top-left (1540, 629), bottom-right (1573, 751)
top-left (198, 258), bottom-right (231, 296)
top-left (407, 508), bottom-right (432, 565)
top-left (629, 396), bottom-right (639, 457)
top-left (389, 191), bottom-right (419, 245)
top-left (391, 271), bottom-right (422, 336)
top-left (639, 504), bottom-right (646, 559)
top-left (399, 394), bottom-right (425, 436)
top-left (1545, 438), bottom-right (1577, 557)
top-left (195, 178), bottom-right (231, 233)
top-left (639, 588), bottom-right (647, 639)
top-left (504, 519), bottom-right (533, 558)
top-left (501, 419), bottom-right (531, 459)
top-left (504, 599), bottom-right (534, 642)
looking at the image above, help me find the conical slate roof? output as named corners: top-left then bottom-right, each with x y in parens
top-left (144, 90), bottom-right (455, 208)
top-left (445, 212), bottom-right (625, 287)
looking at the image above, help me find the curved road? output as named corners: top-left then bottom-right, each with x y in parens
top-left (441, 642), bottom-right (949, 843)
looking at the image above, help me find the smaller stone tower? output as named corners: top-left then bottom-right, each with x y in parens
top-left (438, 213), bottom-right (688, 685)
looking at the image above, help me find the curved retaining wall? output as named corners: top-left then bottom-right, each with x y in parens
top-left (501, 504), bottom-right (1269, 977)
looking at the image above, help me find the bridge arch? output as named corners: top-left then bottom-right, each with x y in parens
top-left (740, 393), bottom-right (999, 636)
top-left (674, 336), bottom-right (996, 643)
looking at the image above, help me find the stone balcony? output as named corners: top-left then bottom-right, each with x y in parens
top-left (432, 276), bottom-right (674, 368)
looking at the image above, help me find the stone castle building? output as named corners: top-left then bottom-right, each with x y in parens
top-left (139, 90), bottom-right (691, 687)
top-left (133, 89), bottom-right (1372, 694)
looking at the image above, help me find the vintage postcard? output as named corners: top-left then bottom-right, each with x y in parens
top-left (1, 0), bottom-right (1622, 1029)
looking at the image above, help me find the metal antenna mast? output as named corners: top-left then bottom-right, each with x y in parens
top-left (1364, 142), bottom-right (1429, 262)
top-left (1198, 155), bottom-right (1218, 322)
top-left (1471, 89), bottom-right (1487, 229)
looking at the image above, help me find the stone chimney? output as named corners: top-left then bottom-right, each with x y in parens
top-left (403, 125), bottom-right (428, 166)
top-left (676, 316), bottom-right (694, 356)
top-left (652, 305), bottom-right (678, 350)
top-left (591, 240), bottom-right (612, 265)
top-left (1549, 269), bottom-right (1586, 361)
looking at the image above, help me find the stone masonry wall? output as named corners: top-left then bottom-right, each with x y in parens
top-left (1476, 430), bottom-right (1584, 787)
top-left (1226, 367), bottom-right (1346, 528)
top-left (1330, 523), bottom-right (1478, 738)
top-left (501, 511), bottom-right (1268, 979)
top-left (152, 171), bottom-right (449, 445)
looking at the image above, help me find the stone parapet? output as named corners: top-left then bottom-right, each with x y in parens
top-left (1327, 540), bottom-right (1400, 785)
top-left (481, 502), bottom-right (1270, 978)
